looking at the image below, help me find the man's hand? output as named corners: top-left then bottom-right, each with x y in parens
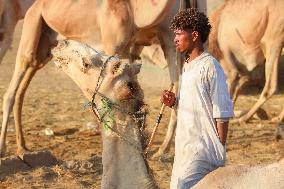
top-left (161, 90), bottom-right (176, 107)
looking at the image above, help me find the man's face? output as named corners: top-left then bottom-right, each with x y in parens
top-left (174, 29), bottom-right (194, 53)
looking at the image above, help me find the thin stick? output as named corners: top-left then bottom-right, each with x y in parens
top-left (144, 83), bottom-right (174, 156)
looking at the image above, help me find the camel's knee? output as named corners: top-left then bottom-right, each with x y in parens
top-left (261, 85), bottom-right (277, 99)
top-left (15, 52), bottom-right (39, 70)
top-left (227, 71), bottom-right (239, 95)
top-left (268, 86), bottom-right (277, 96)
top-left (3, 92), bottom-right (13, 103)
top-left (227, 71), bottom-right (239, 81)
top-left (2, 91), bottom-right (16, 112)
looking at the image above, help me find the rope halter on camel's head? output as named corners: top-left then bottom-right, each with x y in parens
top-left (51, 40), bottom-right (147, 153)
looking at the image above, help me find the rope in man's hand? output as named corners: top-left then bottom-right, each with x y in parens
top-left (144, 83), bottom-right (175, 156)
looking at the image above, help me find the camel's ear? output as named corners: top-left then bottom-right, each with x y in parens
top-left (130, 0), bottom-right (175, 28)
top-left (131, 63), bottom-right (142, 75)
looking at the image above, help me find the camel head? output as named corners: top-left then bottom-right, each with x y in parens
top-left (51, 40), bottom-right (144, 113)
top-left (51, 40), bottom-right (156, 189)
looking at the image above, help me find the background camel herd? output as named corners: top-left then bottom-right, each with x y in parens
top-left (0, 0), bottom-right (284, 188)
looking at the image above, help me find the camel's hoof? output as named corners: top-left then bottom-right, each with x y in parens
top-left (230, 119), bottom-right (239, 124)
top-left (238, 117), bottom-right (248, 124)
top-left (17, 147), bottom-right (31, 156)
top-left (231, 117), bottom-right (248, 124)
top-left (271, 116), bottom-right (281, 123)
top-left (234, 110), bottom-right (247, 118)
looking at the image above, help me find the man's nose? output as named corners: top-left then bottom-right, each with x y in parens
top-left (174, 37), bottom-right (178, 44)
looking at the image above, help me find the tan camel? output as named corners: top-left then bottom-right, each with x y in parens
top-left (56, 39), bottom-right (284, 189)
top-left (0, 0), bottom-right (211, 158)
top-left (0, 0), bottom-right (177, 156)
top-left (208, 0), bottom-right (284, 123)
top-left (52, 40), bottom-right (157, 189)
top-left (0, 0), bottom-right (5, 23)
top-left (0, 0), bottom-right (176, 158)
top-left (0, 0), bottom-right (35, 63)
top-left (193, 158), bottom-right (284, 189)
top-left (0, 0), bottom-right (207, 158)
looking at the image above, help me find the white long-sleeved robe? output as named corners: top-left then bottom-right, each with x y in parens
top-left (170, 52), bottom-right (234, 189)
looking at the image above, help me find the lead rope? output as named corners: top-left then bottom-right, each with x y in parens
top-left (91, 55), bottom-right (117, 122)
top-left (87, 56), bottom-right (147, 157)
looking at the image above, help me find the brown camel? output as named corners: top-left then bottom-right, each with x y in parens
top-left (54, 39), bottom-right (284, 189)
top-left (208, 0), bottom-right (284, 123)
top-left (0, 0), bottom-right (177, 157)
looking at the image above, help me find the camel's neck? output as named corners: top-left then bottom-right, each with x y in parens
top-left (101, 114), bottom-right (156, 189)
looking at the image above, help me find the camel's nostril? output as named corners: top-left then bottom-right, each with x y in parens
top-left (127, 82), bottom-right (134, 91)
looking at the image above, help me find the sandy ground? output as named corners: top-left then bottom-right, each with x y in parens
top-left (0, 22), bottom-right (284, 189)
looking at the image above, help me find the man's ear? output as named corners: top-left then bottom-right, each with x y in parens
top-left (192, 31), bottom-right (199, 41)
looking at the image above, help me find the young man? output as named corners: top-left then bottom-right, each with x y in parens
top-left (161, 8), bottom-right (234, 189)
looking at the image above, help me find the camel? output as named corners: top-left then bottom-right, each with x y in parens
top-left (0, 0), bottom-right (173, 65)
top-left (0, 0), bottom-right (173, 157)
top-left (0, 0), bottom-right (35, 63)
top-left (193, 158), bottom-right (284, 189)
top-left (52, 40), bottom-right (157, 189)
top-left (208, 0), bottom-right (284, 123)
top-left (0, 0), bottom-right (180, 157)
top-left (0, 0), bottom-right (208, 158)
top-left (53, 39), bottom-right (284, 189)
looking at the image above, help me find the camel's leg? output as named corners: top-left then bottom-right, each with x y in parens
top-left (238, 43), bottom-right (283, 123)
top-left (0, 12), bottom-right (18, 63)
top-left (153, 31), bottom-right (178, 158)
top-left (14, 32), bottom-right (52, 155)
top-left (0, 4), bottom-right (43, 156)
top-left (219, 56), bottom-right (241, 104)
top-left (0, 32), bottom-right (13, 63)
top-left (12, 67), bottom-right (37, 153)
top-left (130, 43), bottom-right (144, 62)
top-left (271, 108), bottom-right (284, 123)
top-left (231, 75), bottom-right (249, 103)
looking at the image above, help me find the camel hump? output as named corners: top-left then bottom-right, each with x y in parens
top-left (130, 0), bottom-right (175, 28)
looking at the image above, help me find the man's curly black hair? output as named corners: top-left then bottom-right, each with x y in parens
top-left (170, 8), bottom-right (211, 43)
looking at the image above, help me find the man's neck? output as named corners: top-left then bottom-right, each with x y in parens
top-left (186, 46), bottom-right (204, 63)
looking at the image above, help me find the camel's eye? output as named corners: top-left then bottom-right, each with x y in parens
top-left (82, 59), bottom-right (91, 68)
top-left (112, 62), bottom-right (121, 74)
top-left (80, 57), bottom-right (92, 73)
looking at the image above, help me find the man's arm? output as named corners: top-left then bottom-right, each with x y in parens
top-left (215, 120), bottom-right (229, 145)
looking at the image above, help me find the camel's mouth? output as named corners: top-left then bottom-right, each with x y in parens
top-left (113, 79), bottom-right (145, 110)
